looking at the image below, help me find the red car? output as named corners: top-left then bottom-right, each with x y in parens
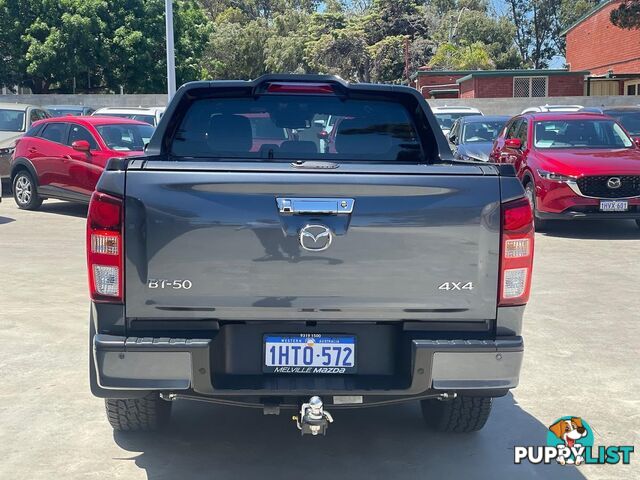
top-left (490, 112), bottom-right (640, 230)
top-left (9, 116), bottom-right (153, 210)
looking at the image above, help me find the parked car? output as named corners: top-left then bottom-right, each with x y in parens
top-left (490, 112), bottom-right (640, 230)
top-left (9, 116), bottom-right (154, 210)
top-left (92, 106), bottom-right (165, 126)
top-left (448, 115), bottom-right (511, 162)
top-left (0, 103), bottom-right (50, 180)
top-left (89, 75), bottom-right (533, 436)
top-left (431, 106), bottom-right (483, 136)
top-left (520, 104), bottom-right (583, 114)
top-left (579, 106), bottom-right (640, 141)
top-left (45, 105), bottom-right (95, 117)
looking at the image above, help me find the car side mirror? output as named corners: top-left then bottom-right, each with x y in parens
top-left (448, 134), bottom-right (457, 144)
top-left (505, 138), bottom-right (522, 149)
top-left (634, 137), bottom-right (640, 148)
top-left (72, 140), bottom-right (91, 152)
top-left (317, 130), bottom-right (330, 141)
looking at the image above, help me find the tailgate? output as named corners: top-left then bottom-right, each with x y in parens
top-left (124, 167), bottom-right (500, 323)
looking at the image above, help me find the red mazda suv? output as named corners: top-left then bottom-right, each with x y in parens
top-left (9, 116), bottom-right (154, 210)
top-left (490, 112), bottom-right (640, 230)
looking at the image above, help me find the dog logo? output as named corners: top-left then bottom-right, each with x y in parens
top-left (548, 417), bottom-right (592, 465)
top-left (515, 417), bottom-right (634, 466)
top-left (607, 177), bottom-right (622, 189)
top-left (299, 224), bottom-right (333, 252)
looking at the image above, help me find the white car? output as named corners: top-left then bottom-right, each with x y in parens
top-left (431, 106), bottom-right (483, 136)
top-left (92, 107), bottom-right (165, 126)
top-left (520, 104), bottom-right (584, 114)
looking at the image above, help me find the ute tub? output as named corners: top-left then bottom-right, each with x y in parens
top-left (93, 334), bottom-right (524, 395)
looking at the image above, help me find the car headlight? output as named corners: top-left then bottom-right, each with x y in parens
top-left (0, 146), bottom-right (15, 156)
top-left (537, 169), bottom-right (574, 182)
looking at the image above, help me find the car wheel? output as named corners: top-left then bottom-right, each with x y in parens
top-left (105, 393), bottom-right (172, 431)
top-left (421, 395), bottom-right (493, 433)
top-left (524, 181), bottom-right (547, 231)
top-left (13, 170), bottom-right (42, 210)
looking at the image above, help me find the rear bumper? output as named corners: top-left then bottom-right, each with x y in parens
top-left (92, 334), bottom-right (523, 398)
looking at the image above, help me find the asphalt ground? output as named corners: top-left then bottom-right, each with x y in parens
top-left (0, 196), bottom-right (638, 479)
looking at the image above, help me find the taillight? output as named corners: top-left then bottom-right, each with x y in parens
top-left (499, 197), bottom-right (534, 306)
top-left (87, 192), bottom-right (123, 303)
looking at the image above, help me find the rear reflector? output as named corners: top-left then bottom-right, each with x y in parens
top-left (87, 192), bottom-right (123, 303)
top-left (266, 82), bottom-right (335, 94)
top-left (499, 197), bottom-right (534, 306)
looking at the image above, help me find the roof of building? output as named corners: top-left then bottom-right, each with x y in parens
top-left (456, 69), bottom-right (590, 83)
top-left (561, 0), bottom-right (613, 36)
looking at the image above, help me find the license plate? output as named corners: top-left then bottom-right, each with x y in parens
top-left (599, 200), bottom-right (628, 212)
top-left (264, 334), bottom-right (356, 374)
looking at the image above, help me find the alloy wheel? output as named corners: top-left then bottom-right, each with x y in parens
top-left (15, 175), bottom-right (32, 206)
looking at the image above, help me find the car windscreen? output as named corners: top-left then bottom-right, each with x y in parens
top-left (0, 109), bottom-right (26, 132)
top-left (170, 95), bottom-right (425, 162)
top-left (96, 124), bottom-right (154, 151)
top-left (534, 120), bottom-right (633, 149)
top-left (434, 112), bottom-right (478, 130)
top-left (606, 111), bottom-right (640, 136)
top-left (462, 121), bottom-right (507, 143)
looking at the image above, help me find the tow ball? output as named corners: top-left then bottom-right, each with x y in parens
top-left (293, 396), bottom-right (334, 436)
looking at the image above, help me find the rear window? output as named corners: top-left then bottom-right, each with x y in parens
top-left (170, 96), bottom-right (424, 162)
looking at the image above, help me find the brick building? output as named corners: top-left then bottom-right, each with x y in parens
top-left (564, 0), bottom-right (640, 96)
top-left (414, 69), bottom-right (587, 99)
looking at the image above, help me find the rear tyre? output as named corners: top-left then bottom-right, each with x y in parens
top-left (12, 170), bottom-right (42, 210)
top-left (105, 393), bottom-right (172, 431)
top-left (524, 181), bottom-right (547, 231)
top-left (421, 395), bottom-right (493, 433)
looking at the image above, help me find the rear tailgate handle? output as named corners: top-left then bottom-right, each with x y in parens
top-left (277, 198), bottom-right (354, 214)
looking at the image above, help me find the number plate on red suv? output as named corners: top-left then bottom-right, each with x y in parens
top-left (264, 334), bottom-right (356, 374)
top-left (600, 200), bottom-right (628, 212)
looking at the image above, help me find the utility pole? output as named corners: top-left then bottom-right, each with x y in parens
top-left (165, 0), bottom-right (176, 102)
top-left (404, 36), bottom-right (410, 86)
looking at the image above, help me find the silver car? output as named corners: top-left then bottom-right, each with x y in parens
top-left (0, 103), bottom-right (51, 179)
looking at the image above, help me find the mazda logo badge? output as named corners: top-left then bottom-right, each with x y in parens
top-left (299, 224), bottom-right (333, 252)
top-left (607, 177), bottom-right (622, 189)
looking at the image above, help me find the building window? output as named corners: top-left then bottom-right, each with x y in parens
top-left (513, 76), bottom-right (548, 97)
top-left (625, 80), bottom-right (640, 96)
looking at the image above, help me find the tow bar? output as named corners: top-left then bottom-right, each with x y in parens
top-left (293, 396), bottom-right (333, 436)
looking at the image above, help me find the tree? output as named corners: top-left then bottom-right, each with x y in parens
top-left (429, 41), bottom-right (494, 70)
top-left (610, 0), bottom-right (640, 29)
